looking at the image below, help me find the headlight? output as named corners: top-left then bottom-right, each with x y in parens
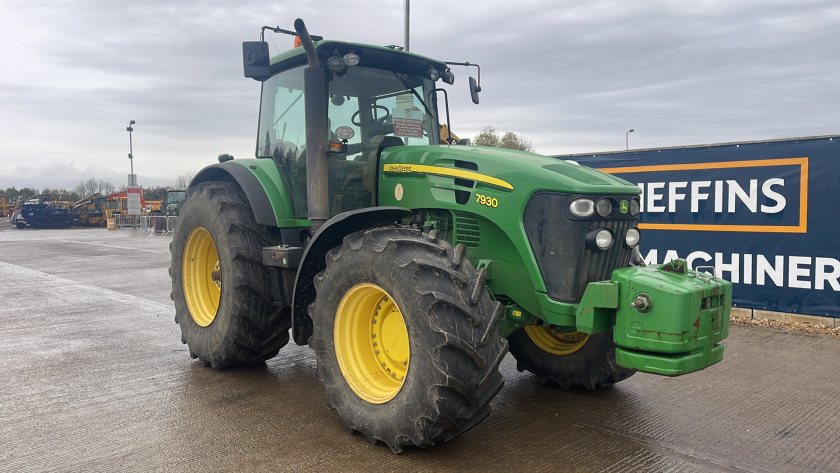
top-left (625, 228), bottom-right (640, 247)
top-left (630, 198), bottom-right (640, 216)
top-left (569, 198), bottom-right (595, 217)
top-left (595, 229), bottom-right (613, 250)
top-left (596, 198), bottom-right (612, 217)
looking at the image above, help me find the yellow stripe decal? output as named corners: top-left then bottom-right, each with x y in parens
top-left (383, 164), bottom-right (514, 190)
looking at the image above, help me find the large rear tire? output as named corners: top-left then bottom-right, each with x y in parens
top-left (310, 227), bottom-right (507, 452)
top-left (507, 327), bottom-right (634, 389)
top-left (170, 181), bottom-right (290, 368)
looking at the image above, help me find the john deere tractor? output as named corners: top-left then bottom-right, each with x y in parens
top-left (170, 19), bottom-right (731, 452)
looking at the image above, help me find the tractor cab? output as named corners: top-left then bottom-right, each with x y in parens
top-left (251, 39), bottom-right (449, 219)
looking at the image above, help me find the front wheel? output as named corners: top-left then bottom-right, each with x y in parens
top-left (310, 227), bottom-right (507, 452)
top-left (507, 327), bottom-right (634, 389)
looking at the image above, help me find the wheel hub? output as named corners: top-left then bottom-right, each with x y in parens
top-left (211, 261), bottom-right (222, 289)
top-left (334, 283), bottom-right (410, 404)
top-left (182, 226), bottom-right (221, 327)
top-left (371, 295), bottom-right (409, 382)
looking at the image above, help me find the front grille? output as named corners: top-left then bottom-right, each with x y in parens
top-left (524, 193), bottom-right (638, 302)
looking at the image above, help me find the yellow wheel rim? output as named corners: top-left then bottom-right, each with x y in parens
top-left (182, 226), bottom-right (221, 327)
top-left (524, 325), bottom-right (590, 356)
top-left (334, 283), bottom-right (409, 404)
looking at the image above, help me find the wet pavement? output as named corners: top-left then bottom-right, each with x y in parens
top-left (1, 224), bottom-right (839, 472)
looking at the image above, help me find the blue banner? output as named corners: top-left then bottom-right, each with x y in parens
top-left (566, 136), bottom-right (840, 317)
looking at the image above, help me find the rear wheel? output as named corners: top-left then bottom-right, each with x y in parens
top-left (508, 326), bottom-right (634, 389)
top-left (170, 181), bottom-right (290, 368)
top-left (310, 227), bottom-right (507, 452)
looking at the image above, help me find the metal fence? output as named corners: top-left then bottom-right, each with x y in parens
top-left (114, 215), bottom-right (177, 235)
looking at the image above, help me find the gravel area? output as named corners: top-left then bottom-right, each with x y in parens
top-left (731, 315), bottom-right (840, 337)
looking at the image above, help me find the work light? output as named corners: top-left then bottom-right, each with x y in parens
top-left (595, 229), bottom-right (613, 250)
top-left (625, 228), bottom-right (640, 247)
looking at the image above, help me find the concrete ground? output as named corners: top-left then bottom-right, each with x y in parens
top-left (1, 224), bottom-right (839, 473)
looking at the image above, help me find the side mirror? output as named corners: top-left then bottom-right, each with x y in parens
top-left (243, 41), bottom-right (270, 81)
top-left (469, 76), bottom-right (481, 104)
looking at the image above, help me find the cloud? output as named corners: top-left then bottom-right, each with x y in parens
top-left (0, 0), bottom-right (838, 189)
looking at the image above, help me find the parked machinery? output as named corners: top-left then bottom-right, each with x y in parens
top-left (13, 195), bottom-right (73, 229)
top-left (71, 193), bottom-right (107, 227)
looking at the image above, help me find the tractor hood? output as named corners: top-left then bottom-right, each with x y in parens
top-left (379, 144), bottom-right (640, 196)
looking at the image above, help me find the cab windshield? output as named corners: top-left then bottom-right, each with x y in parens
top-left (257, 63), bottom-right (440, 218)
top-left (328, 66), bottom-right (440, 150)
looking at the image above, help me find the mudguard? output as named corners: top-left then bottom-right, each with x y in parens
top-left (290, 207), bottom-right (412, 345)
top-left (190, 159), bottom-right (305, 228)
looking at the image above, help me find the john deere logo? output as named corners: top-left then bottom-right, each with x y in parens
top-left (619, 200), bottom-right (629, 214)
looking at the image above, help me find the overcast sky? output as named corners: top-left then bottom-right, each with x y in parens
top-left (1, 0), bottom-right (838, 189)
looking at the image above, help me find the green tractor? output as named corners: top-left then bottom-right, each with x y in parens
top-left (170, 19), bottom-right (731, 452)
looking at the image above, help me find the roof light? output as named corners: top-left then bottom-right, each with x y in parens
top-left (326, 55), bottom-right (346, 73)
top-left (427, 65), bottom-right (440, 81)
top-left (342, 52), bottom-right (360, 66)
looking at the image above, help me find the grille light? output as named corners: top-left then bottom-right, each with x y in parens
top-left (569, 198), bottom-right (595, 217)
top-left (625, 228), bottom-right (640, 247)
top-left (630, 198), bottom-right (640, 216)
top-left (596, 198), bottom-right (613, 217)
top-left (595, 229), bottom-right (613, 250)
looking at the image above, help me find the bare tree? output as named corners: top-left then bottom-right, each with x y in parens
top-left (173, 172), bottom-right (195, 190)
top-left (473, 125), bottom-right (534, 152)
top-left (74, 178), bottom-right (115, 198)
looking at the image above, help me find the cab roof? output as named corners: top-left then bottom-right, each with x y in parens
top-left (269, 40), bottom-right (446, 74)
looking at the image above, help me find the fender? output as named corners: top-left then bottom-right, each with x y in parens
top-left (291, 206), bottom-right (412, 345)
top-left (190, 159), bottom-right (304, 227)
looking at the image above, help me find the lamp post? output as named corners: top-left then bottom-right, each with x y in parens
top-left (126, 120), bottom-right (136, 186)
top-left (404, 0), bottom-right (410, 51)
top-left (625, 128), bottom-right (635, 150)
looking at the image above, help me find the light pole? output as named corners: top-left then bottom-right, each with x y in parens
top-left (625, 128), bottom-right (635, 150)
top-left (404, 0), bottom-right (410, 51)
top-left (126, 120), bottom-right (136, 186)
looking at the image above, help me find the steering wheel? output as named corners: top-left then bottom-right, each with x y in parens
top-left (351, 104), bottom-right (391, 127)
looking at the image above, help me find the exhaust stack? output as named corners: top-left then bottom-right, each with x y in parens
top-left (293, 18), bottom-right (329, 232)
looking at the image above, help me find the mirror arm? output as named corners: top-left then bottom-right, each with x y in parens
top-left (260, 25), bottom-right (323, 42)
top-left (444, 61), bottom-right (481, 90)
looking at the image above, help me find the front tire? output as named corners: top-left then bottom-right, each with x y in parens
top-left (508, 327), bottom-right (634, 389)
top-left (310, 227), bottom-right (507, 452)
top-left (170, 181), bottom-right (290, 368)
